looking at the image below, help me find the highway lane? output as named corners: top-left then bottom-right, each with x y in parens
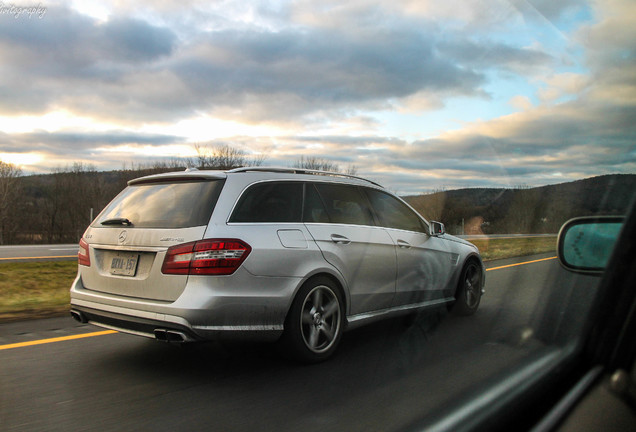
top-left (0, 234), bottom-right (554, 262)
top-left (0, 254), bottom-right (599, 432)
top-left (0, 244), bottom-right (78, 262)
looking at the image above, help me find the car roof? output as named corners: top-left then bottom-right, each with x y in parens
top-left (228, 167), bottom-right (384, 187)
top-left (128, 166), bottom-right (384, 188)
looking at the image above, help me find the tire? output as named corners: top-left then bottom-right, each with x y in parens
top-left (281, 276), bottom-right (344, 363)
top-left (451, 260), bottom-right (483, 316)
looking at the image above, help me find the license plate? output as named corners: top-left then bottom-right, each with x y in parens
top-left (110, 253), bottom-right (139, 277)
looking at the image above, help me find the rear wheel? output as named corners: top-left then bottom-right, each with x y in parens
top-left (282, 277), bottom-right (344, 363)
top-left (451, 260), bottom-right (483, 316)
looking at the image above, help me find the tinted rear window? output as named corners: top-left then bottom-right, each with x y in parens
top-left (95, 180), bottom-right (224, 229)
top-left (303, 183), bottom-right (330, 223)
top-left (314, 183), bottom-right (375, 226)
top-left (229, 182), bottom-right (303, 223)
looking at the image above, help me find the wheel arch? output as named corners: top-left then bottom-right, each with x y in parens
top-left (446, 252), bottom-right (486, 296)
top-left (446, 252), bottom-right (485, 316)
top-left (448, 252), bottom-right (486, 298)
top-left (464, 252), bottom-right (486, 289)
top-left (285, 270), bottom-right (349, 322)
top-left (279, 271), bottom-right (348, 362)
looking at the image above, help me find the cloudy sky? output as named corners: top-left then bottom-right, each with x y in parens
top-left (0, 0), bottom-right (634, 194)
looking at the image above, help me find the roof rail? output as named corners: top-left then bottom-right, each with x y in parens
top-left (228, 166), bottom-right (384, 188)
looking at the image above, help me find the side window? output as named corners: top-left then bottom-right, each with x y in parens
top-left (303, 183), bottom-right (331, 223)
top-left (314, 183), bottom-right (375, 226)
top-left (365, 188), bottom-right (426, 233)
top-left (229, 182), bottom-right (302, 223)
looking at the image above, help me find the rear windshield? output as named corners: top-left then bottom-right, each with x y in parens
top-left (95, 180), bottom-right (225, 229)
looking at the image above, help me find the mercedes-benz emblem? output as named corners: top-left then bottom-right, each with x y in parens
top-left (118, 230), bottom-right (127, 244)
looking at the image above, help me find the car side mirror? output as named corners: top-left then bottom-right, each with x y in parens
top-left (430, 221), bottom-right (445, 236)
top-left (557, 216), bottom-right (624, 275)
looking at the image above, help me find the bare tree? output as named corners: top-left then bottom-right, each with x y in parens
top-left (344, 164), bottom-right (358, 175)
top-left (195, 144), bottom-right (265, 169)
top-left (120, 158), bottom-right (191, 178)
top-left (0, 161), bottom-right (22, 244)
top-left (293, 156), bottom-right (357, 174)
top-left (407, 188), bottom-right (446, 222)
top-left (36, 163), bottom-right (106, 243)
top-left (505, 188), bottom-right (542, 233)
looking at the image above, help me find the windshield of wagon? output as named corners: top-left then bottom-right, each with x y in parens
top-left (94, 180), bottom-right (224, 229)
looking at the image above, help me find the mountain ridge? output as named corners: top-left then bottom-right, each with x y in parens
top-left (402, 174), bottom-right (636, 234)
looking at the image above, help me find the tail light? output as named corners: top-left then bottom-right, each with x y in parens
top-left (78, 238), bottom-right (91, 266)
top-left (161, 239), bottom-right (251, 275)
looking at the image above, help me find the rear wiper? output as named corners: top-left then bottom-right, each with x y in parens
top-left (100, 217), bottom-right (133, 226)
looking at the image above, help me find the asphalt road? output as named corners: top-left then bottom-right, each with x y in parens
top-left (0, 244), bottom-right (78, 262)
top-left (0, 253), bottom-right (599, 432)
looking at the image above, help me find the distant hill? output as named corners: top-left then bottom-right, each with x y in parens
top-left (3, 168), bottom-right (635, 244)
top-left (403, 174), bottom-right (636, 234)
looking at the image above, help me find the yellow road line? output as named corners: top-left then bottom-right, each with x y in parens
top-left (486, 256), bottom-right (557, 271)
top-left (0, 330), bottom-right (117, 351)
top-left (0, 255), bottom-right (77, 261)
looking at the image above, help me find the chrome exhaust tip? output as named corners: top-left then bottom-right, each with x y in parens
top-left (154, 329), bottom-right (168, 341)
top-left (166, 331), bottom-right (186, 342)
top-left (154, 329), bottom-right (189, 343)
top-left (70, 310), bottom-right (88, 323)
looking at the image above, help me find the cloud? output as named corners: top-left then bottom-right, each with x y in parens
top-left (0, 130), bottom-right (183, 154)
top-left (0, 6), bottom-right (177, 116)
top-left (0, 0), bottom-right (633, 195)
top-left (509, 95), bottom-right (533, 110)
top-left (0, 1), bottom-right (560, 125)
top-left (438, 38), bottom-right (553, 73)
top-left (537, 72), bottom-right (589, 102)
top-left (510, 0), bottom-right (589, 21)
top-left (576, 0), bottom-right (636, 109)
top-left (168, 27), bottom-right (489, 121)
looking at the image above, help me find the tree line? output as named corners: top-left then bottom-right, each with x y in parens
top-left (3, 146), bottom-right (632, 244)
top-left (0, 145), bottom-right (361, 245)
top-left (405, 174), bottom-right (635, 235)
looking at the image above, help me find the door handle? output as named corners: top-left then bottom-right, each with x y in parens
top-left (397, 239), bottom-right (411, 249)
top-left (330, 234), bottom-right (351, 245)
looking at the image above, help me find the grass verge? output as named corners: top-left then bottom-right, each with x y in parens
top-left (0, 236), bottom-right (557, 323)
top-left (467, 236), bottom-right (557, 261)
top-left (0, 261), bottom-right (77, 323)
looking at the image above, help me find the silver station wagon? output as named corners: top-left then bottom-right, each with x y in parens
top-left (70, 167), bottom-right (485, 362)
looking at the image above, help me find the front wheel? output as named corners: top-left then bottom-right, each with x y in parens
top-left (451, 261), bottom-right (483, 316)
top-left (281, 277), bottom-right (344, 363)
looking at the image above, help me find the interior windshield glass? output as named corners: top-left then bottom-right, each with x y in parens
top-left (0, 1), bottom-right (634, 431)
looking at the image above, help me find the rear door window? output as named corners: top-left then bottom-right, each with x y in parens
top-left (313, 183), bottom-right (375, 226)
top-left (95, 180), bottom-right (224, 229)
top-left (303, 183), bottom-right (330, 223)
top-left (229, 182), bottom-right (303, 223)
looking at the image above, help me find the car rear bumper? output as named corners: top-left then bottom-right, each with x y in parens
top-left (70, 271), bottom-right (298, 342)
top-left (70, 301), bottom-right (284, 342)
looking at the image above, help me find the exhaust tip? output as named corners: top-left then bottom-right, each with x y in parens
top-left (166, 331), bottom-right (186, 343)
top-left (154, 329), bottom-right (168, 341)
top-left (154, 329), bottom-right (188, 343)
top-left (70, 310), bottom-right (88, 323)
